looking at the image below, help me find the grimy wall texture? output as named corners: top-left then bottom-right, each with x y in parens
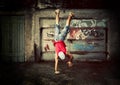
top-left (0, 9), bottom-right (120, 62)
top-left (32, 9), bottom-right (120, 62)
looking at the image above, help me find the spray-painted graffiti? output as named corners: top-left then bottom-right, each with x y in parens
top-left (71, 19), bottom-right (107, 28)
top-left (44, 44), bottom-right (50, 52)
top-left (68, 28), bottom-right (104, 40)
top-left (81, 28), bottom-right (104, 37)
top-left (42, 19), bottom-right (107, 53)
top-left (42, 19), bottom-right (106, 40)
top-left (68, 29), bottom-right (88, 40)
top-left (47, 31), bottom-right (54, 37)
top-left (45, 28), bottom-right (105, 40)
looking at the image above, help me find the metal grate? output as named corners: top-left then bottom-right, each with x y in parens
top-left (0, 16), bottom-right (25, 62)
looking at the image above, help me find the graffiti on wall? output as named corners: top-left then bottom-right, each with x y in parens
top-left (47, 31), bottom-right (54, 38)
top-left (42, 29), bottom-right (106, 52)
top-left (72, 41), bottom-right (105, 51)
top-left (67, 28), bottom-right (105, 40)
top-left (71, 19), bottom-right (107, 28)
top-left (73, 43), bottom-right (94, 51)
top-left (42, 19), bottom-right (107, 52)
top-left (44, 28), bottom-right (105, 40)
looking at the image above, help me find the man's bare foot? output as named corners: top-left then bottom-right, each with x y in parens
top-left (55, 9), bottom-right (60, 15)
top-left (55, 70), bottom-right (60, 74)
top-left (69, 12), bottom-right (74, 17)
top-left (67, 61), bottom-right (73, 67)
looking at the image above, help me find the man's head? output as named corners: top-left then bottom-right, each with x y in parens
top-left (58, 51), bottom-right (65, 60)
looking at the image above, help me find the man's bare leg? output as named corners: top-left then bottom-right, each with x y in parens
top-left (54, 9), bottom-right (60, 74)
top-left (66, 12), bottom-right (74, 26)
top-left (55, 53), bottom-right (60, 74)
top-left (55, 9), bottom-right (60, 24)
top-left (66, 52), bottom-right (73, 67)
top-left (65, 12), bottom-right (74, 67)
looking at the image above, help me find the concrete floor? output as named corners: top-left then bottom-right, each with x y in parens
top-left (0, 60), bottom-right (120, 85)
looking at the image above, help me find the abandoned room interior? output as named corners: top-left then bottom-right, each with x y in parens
top-left (0, 0), bottom-right (120, 85)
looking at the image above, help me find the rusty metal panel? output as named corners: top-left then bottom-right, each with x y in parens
top-left (0, 16), bottom-right (25, 62)
top-left (40, 19), bottom-right (108, 61)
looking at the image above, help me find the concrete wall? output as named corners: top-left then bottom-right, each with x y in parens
top-left (107, 11), bottom-right (120, 61)
top-left (0, 9), bottom-right (119, 62)
top-left (24, 12), bottom-right (34, 62)
top-left (32, 9), bottom-right (115, 61)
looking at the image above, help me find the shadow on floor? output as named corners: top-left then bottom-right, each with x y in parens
top-left (0, 60), bottom-right (120, 85)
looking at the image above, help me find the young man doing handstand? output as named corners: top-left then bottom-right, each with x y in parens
top-left (53, 9), bottom-right (74, 74)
